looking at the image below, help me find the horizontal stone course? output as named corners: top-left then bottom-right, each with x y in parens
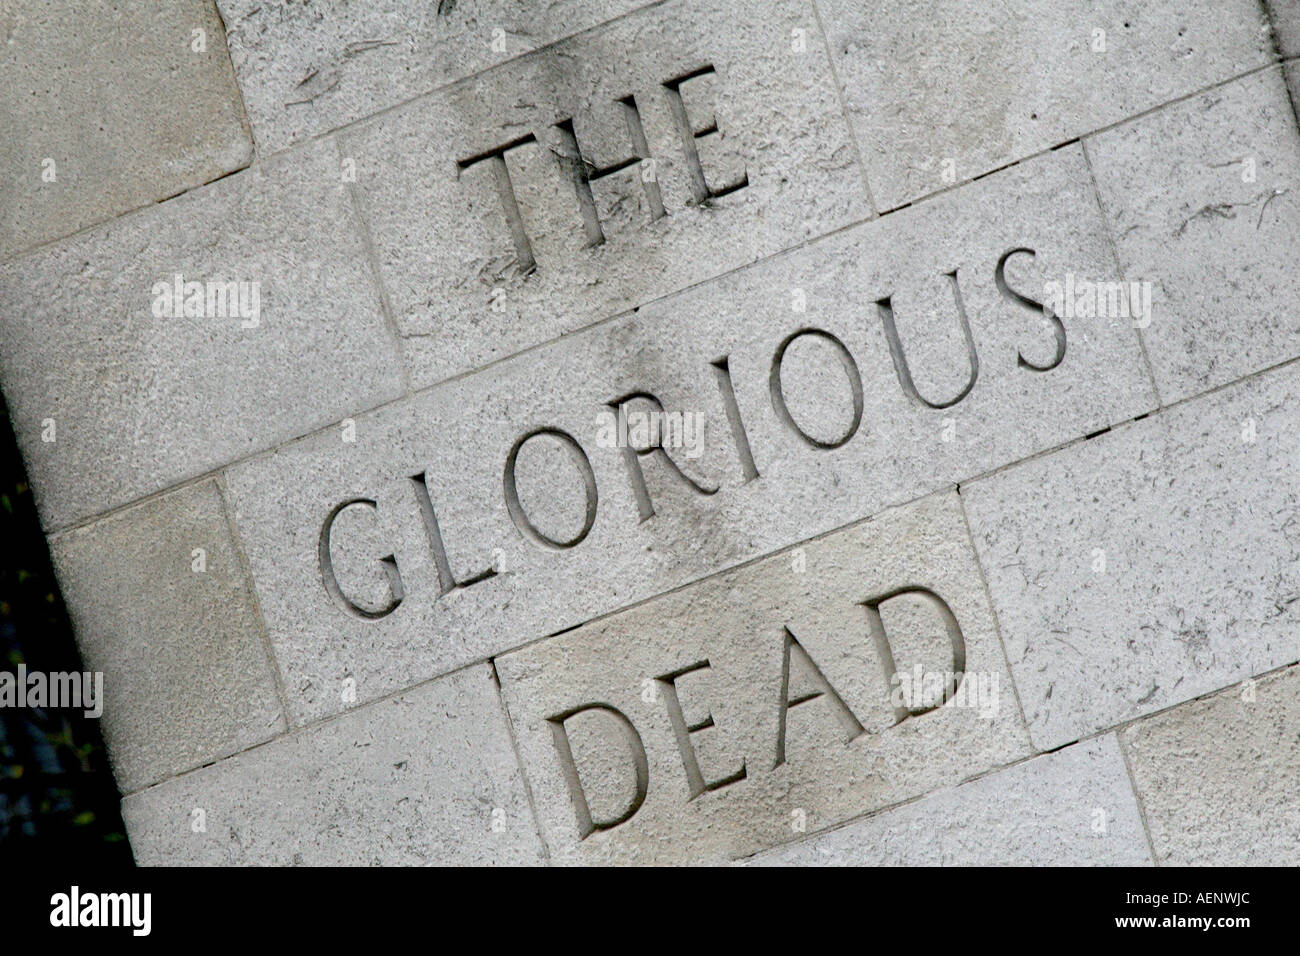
top-left (497, 492), bottom-right (1030, 864)
top-left (342, 0), bottom-right (871, 389)
top-left (216, 0), bottom-right (654, 155)
top-left (746, 736), bottom-right (1151, 866)
top-left (964, 361), bottom-right (1300, 751)
top-left (0, 138), bottom-right (406, 532)
top-left (49, 481), bottom-right (285, 794)
top-left (816, 0), bottom-right (1275, 210)
top-left (0, 0), bottom-right (253, 260)
top-left (1122, 664), bottom-right (1300, 865)
top-left (121, 665), bottom-right (545, 865)
top-left (223, 145), bottom-right (1154, 726)
top-left (1085, 66), bottom-right (1300, 404)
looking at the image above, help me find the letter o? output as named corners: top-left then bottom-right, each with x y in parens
top-left (769, 327), bottom-right (864, 449)
top-left (504, 427), bottom-right (598, 550)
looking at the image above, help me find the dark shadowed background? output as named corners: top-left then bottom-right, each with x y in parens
top-left (0, 395), bottom-right (130, 863)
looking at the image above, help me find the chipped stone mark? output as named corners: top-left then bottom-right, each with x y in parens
top-left (1256, 187), bottom-right (1288, 229)
top-left (285, 67), bottom-right (340, 106)
top-left (342, 39), bottom-right (400, 58)
top-left (1174, 188), bottom-right (1290, 235)
top-left (286, 39), bottom-right (399, 108)
top-left (1174, 620), bottom-right (1210, 656)
top-left (1049, 630), bottom-right (1084, 656)
top-left (1176, 201), bottom-right (1243, 234)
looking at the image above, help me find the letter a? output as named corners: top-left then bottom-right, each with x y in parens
top-left (773, 627), bottom-right (865, 768)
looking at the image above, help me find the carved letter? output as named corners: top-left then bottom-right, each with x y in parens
top-left (773, 627), bottom-right (865, 768)
top-left (863, 587), bottom-right (967, 724)
top-left (662, 65), bottom-right (748, 204)
top-left (457, 134), bottom-right (539, 273)
top-left (769, 328), bottom-right (864, 449)
top-left (710, 356), bottom-right (760, 482)
top-left (608, 392), bottom-right (718, 522)
top-left (552, 97), bottom-right (665, 247)
top-left (504, 427), bottom-right (599, 550)
top-left (318, 499), bottom-right (404, 620)
top-left (995, 247), bottom-right (1066, 372)
top-left (548, 704), bottom-right (649, 838)
top-left (410, 472), bottom-right (496, 595)
top-left (877, 269), bottom-right (980, 409)
top-left (655, 660), bottom-right (746, 799)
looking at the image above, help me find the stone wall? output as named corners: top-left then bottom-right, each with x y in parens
top-left (2, 0), bottom-right (1298, 865)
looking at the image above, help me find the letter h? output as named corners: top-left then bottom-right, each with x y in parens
top-left (552, 96), bottom-right (666, 247)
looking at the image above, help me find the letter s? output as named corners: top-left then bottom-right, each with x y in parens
top-left (995, 247), bottom-right (1066, 372)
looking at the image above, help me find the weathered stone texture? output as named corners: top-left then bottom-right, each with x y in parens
top-left (817, 0), bottom-right (1274, 209)
top-left (747, 736), bottom-right (1151, 866)
top-left (0, 138), bottom-right (405, 532)
top-left (122, 666), bottom-right (545, 865)
top-left (50, 481), bottom-right (284, 794)
top-left (216, 0), bottom-right (654, 154)
top-left (1123, 665), bottom-right (1300, 865)
top-left (965, 363), bottom-right (1300, 751)
top-left (1086, 66), bottom-right (1300, 404)
top-left (0, 0), bottom-right (253, 260)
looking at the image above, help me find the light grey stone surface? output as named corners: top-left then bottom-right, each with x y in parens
top-left (1123, 664), bottom-right (1300, 865)
top-left (122, 665), bottom-right (545, 865)
top-left (0, 0), bottom-right (252, 260)
top-left (224, 145), bottom-right (1153, 727)
top-left (6, 0), bottom-right (1296, 869)
top-left (1266, 0), bottom-right (1300, 56)
top-left (49, 481), bottom-right (285, 794)
top-left (1286, 60), bottom-right (1300, 128)
top-left (747, 735), bottom-right (1151, 866)
top-left (1086, 67), bottom-right (1300, 405)
top-left (496, 492), bottom-right (1029, 865)
top-left (816, 0), bottom-right (1275, 210)
top-left (343, 0), bottom-right (872, 389)
top-left (217, 0), bottom-right (653, 155)
top-left (964, 362), bottom-right (1300, 752)
top-left (0, 137), bottom-right (406, 533)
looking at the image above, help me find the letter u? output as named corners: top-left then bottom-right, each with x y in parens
top-left (876, 269), bottom-right (980, 409)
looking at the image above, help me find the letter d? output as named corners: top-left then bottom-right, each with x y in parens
top-left (547, 703), bottom-right (648, 839)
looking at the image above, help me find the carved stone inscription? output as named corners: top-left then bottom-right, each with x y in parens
top-left (457, 64), bottom-right (747, 272)
top-left (496, 492), bottom-right (1030, 864)
top-left (317, 244), bottom-right (1062, 623)
top-left (223, 146), bottom-right (1155, 727)
top-left (341, 0), bottom-right (872, 387)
